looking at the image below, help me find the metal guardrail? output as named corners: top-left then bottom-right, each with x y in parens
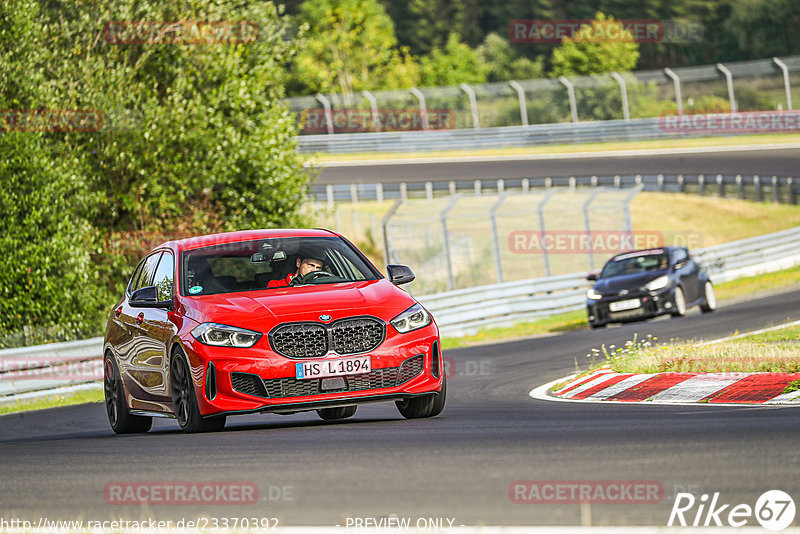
top-left (299, 117), bottom-right (682, 153)
top-left (418, 225), bottom-right (800, 336)
top-left (312, 174), bottom-right (798, 205)
top-left (2, 226), bottom-right (799, 402)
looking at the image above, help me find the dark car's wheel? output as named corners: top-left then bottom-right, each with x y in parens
top-left (671, 286), bottom-right (687, 317)
top-left (590, 323), bottom-right (606, 330)
top-left (316, 406), bottom-right (357, 420)
top-left (396, 376), bottom-right (446, 419)
top-left (170, 349), bottom-right (226, 433)
top-left (104, 354), bottom-right (152, 434)
top-left (700, 281), bottom-right (717, 313)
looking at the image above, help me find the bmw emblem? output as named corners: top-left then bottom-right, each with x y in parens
top-left (618, 289), bottom-right (629, 296)
top-left (319, 314), bottom-right (332, 322)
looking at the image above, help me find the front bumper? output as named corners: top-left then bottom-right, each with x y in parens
top-left (180, 323), bottom-right (443, 416)
top-left (586, 286), bottom-right (677, 326)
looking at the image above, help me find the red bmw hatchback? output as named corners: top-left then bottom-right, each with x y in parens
top-left (103, 229), bottom-right (445, 433)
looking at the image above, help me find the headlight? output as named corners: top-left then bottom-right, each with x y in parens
top-left (586, 288), bottom-right (602, 300)
top-left (390, 303), bottom-right (432, 333)
top-left (645, 276), bottom-right (669, 291)
top-left (191, 323), bottom-right (262, 348)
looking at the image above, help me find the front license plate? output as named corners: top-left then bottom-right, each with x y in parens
top-left (296, 356), bottom-right (371, 380)
top-left (609, 298), bottom-right (641, 312)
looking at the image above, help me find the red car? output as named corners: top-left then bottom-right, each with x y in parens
top-left (103, 229), bottom-right (445, 433)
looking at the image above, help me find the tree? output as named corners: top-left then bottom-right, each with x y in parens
top-left (550, 12), bottom-right (640, 77)
top-left (292, 0), bottom-right (419, 96)
top-left (419, 33), bottom-right (487, 86)
top-left (477, 33), bottom-right (544, 82)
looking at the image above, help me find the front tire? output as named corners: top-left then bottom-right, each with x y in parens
top-left (671, 286), bottom-right (687, 318)
top-left (316, 406), bottom-right (357, 420)
top-left (104, 354), bottom-right (152, 434)
top-left (170, 349), bottom-right (226, 433)
top-left (700, 281), bottom-right (717, 313)
top-left (396, 376), bottom-right (446, 419)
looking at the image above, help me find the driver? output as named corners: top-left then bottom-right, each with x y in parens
top-left (267, 252), bottom-right (325, 288)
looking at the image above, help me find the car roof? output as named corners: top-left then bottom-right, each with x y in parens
top-left (155, 228), bottom-right (339, 252)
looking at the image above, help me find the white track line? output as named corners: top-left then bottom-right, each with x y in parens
top-left (309, 142), bottom-right (800, 167)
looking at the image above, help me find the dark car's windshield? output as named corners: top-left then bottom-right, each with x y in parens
top-left (180, 236), bottom-right (378, 296)
top-left (600, 250), bottom-right (669, 278)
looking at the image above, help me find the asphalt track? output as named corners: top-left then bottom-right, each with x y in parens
top-left (2, 286), bottom-right (799, 527)
top-left (315, 147), bottom-right (800, 185)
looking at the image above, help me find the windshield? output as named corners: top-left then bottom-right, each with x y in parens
top-left (180, 236), bottom-right (378, 296)
top-left (600, 250), bottom-right (669, 278)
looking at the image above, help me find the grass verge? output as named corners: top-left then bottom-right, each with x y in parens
top-left (441, 263), bottom-right (800, 350)
top-left (0, 387), bottom-right (103, 416)
top-left (309, 133), bottom-right (800, 163)
top-left (603, 324), bottom-right (800, 373)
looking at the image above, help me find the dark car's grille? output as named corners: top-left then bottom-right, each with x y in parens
top-left (269, 317), bottom-right (385, 358)
top-left (331, 318), bottom-right (384, 354)
top-left (271, 323), bottom-right (328, 359)
top-left (231, 354), bottom-right (425, 399)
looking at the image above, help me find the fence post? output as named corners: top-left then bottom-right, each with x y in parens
top-left (508, 80), bottom-right (529, 127)
top-left (614, 175), bottom-right (621, 188)
top-left (361, 90), bottom-right (381, 132)
top-left (400, 182), bottom-right (408, 201)
top-left (635, 174), bottom-right (642, 187)
top-left (326, 184), bottom-right (334, 210)
top-left (699, 174), bottom-right (705, 196)
top-left (545, 177), bottom-right (553, 189)
top-left (425, 181), bottom-right (433, 201)
top-left (664, 68), bottom-right (683, 115)
top-left (717, 174), bottom-right (724, 198)
top-left (376, 183), bottom-right (384, 203)
top-left (773, 58), bottom-right (793, 110)
top-left (315, 93), bottom-right (335, 134)
top-left (582, 190), bottom-right (601, 271)
top-left (459, 83), bottom-right (480, 130)
top-left (591, 175), bottom-right (598, 187)
top-left (474, 180), bottom-right (482, 196)
top-left (440, 195), bottom-right (462, 291)
top-left (448, 181), bottom-right (456, 196)
top-left (558, 76), bottom-right (579, 123)
top-left (537, 190), bottom-right (556, 277)
top-left (736, 174), bottom-right (743, 199)
top-left (350, 183), bottom-right (358, 203)
top-left (490, 193), bottom-right (508, 283)
top-left (522, 178), bottom-right (530, 194)
top-left (773, 176), bottom-right (780, 203)
top-left (716, 63), bottom-right (737, 113)
top-left (754, 174), bottom-right (762, 201)
top-left (658, 174), bottom-right (664, 192)
top-left (381, 199), bottom-right (403, 267)
top-left (789, 177), bottom-right (796, 204)
top-left (409, 87), bottom-right (430, 130)
top-left (569, 176), bottom-right (576, 190)
top-left (678, 174), bottom-right (684, 193)
top-left (611, 72), bottom-right (630, 121)
top-left (497, 178), bottom-right (505, 194)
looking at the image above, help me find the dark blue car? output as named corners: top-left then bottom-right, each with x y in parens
top-left (585, 246), bottom-right (716, 329)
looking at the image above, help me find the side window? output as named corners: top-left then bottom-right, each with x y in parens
top-left (127, 260), bottom-right (146, 294)
top-left (672, 248), bottom-right (688, 265)
top-left (152, 252), bottom-right (175, 301)
top-left (132, 253), bottom-right (162, 293)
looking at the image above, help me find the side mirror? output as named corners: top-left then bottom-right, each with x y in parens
top-left (586, 273), bottom-right (598, 281)
top-left (130, 286), bottom-right (172, 309)
top-left (387, 264), bottom-right (415, 285)
top-left (674, 260), bottom-right (689, 270)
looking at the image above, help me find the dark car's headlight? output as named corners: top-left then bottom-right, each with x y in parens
top-left (645, 276), bottom-right (669, 291)
top-left (191, 323), bottom-right (262, 348)
top-left (586, 288), bottom-right (602, 300)
top-left (391, 303), bottom-right (431, 333)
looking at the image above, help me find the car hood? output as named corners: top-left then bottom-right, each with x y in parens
top-left (179, 279), bottom-right (416, 330)
top-left (594, 271), bottom-right (667, 294)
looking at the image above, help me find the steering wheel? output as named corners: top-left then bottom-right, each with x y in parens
top-left (289, 270), bottom-right (334, 286)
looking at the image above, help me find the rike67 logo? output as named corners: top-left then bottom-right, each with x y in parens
top-left (669, 490), bottom-right (795, 530)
